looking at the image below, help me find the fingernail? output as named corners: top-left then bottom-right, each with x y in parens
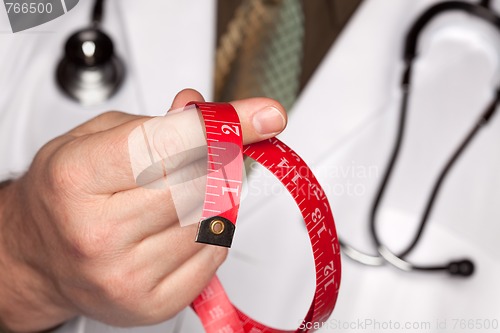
top-left (253, 106), bottom-right (286, 136)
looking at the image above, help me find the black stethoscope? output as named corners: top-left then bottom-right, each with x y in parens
top-left (56, 0), bottom-right (499, 277)
top-left (340, 0), bottom-right (500, 278)
top-left (56, 0), bottom-right (123, 105)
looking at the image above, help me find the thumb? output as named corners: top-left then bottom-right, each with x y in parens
top-left (229, 97), bottom-right (287, 144)
top-left (170, 88), bottom-right (288, 144)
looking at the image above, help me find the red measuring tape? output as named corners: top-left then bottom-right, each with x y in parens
top-left (187, 102), bottom-right (341, 333)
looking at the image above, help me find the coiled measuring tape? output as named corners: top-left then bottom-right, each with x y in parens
top-left (187, 102), bottom-right (341, 333)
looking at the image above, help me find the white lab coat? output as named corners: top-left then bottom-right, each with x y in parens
top-left (1, 1), bottom-right (500, 332)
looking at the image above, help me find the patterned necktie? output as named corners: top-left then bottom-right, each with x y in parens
top-left (215, 0), bottom-right (304, 111)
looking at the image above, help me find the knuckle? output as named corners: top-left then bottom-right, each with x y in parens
top-left (173, 161), bottom-right (207, 200)
top-left (45, 139), bottom-right (89, 194)
top-left (189, 168), bottom-right (208, 198)
top-left (47, 150), bottom-right (77, 190)
top-left (100, 274), bottom-right (134, 302)
top-left (94, 268), bottom-right (148, 307)
top-left (66, 224), bottom-right (113, 260)
top-left (152, 122), bottom-right (188, 170)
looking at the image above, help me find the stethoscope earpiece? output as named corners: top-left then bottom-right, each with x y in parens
top-left (447, 259), bottom-right (475, 277)
top-left (56, 0), bottom-right (124, 106)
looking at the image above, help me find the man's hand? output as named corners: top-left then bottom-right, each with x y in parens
top-left (0, 89), bottom-right (286, 332)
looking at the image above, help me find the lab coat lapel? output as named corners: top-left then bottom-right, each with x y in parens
top-left (119, 0), bottom-right (216, 116)
top-left (281, 0), bottom-right (439, 165)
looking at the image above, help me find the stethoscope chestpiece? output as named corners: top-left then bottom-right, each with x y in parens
top-left (56, 27), bottom-right (125, 106)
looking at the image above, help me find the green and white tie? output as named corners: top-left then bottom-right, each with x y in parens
top-left (215, 0), bottom-right (304, 111)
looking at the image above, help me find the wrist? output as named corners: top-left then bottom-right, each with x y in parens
top-left (0, 180), bottom-right (75, 332)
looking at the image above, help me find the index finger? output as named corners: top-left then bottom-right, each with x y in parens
top-left (64, 96), bottom-right (287, 194)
